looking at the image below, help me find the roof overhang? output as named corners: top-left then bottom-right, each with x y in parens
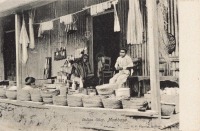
top-left (0, 0), bottom-right (57, 17)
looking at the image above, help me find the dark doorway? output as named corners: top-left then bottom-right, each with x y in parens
top-left (3, 31), bottom-right (16, 81)
top-left (93, 12), bottom-right (120, 76)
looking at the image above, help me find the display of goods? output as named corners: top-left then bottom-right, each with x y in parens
top-left (53, 95), bottom-right (67, 106)
top-left (43, 97), bottom-right (53, 104)
top-left (82, 96), bottom-right (103, 108)
top-left (122, 98), bottom-right (144, 109)
top-left (0, 88), bottom-right (6, 97)
top-left (30, 89), bottom-right (42, 102)
top-left (115, 88), bottom-right (130, 98)
top-left (161, 102), bottom-right (175, 116)
top-left (18, 90), bottom-right (31, 101)
top-left (67, 94), bottom-right (85, 107)
top-left (40, 90), bottom-right (59, 98)
top-left (6, 90), bottom-right (17, 100)
top-left (59, 86), bottom-right (68, 96)
top-left (96, 84), bottom-right (117, 95)
top-left (102, 98), bottom-right (123, 109)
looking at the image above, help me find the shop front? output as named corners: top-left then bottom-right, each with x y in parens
top-left (0, 0), bottom-right (179, 130)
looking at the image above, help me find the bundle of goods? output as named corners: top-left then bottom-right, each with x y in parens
top-left (30, 88), bottom-right (43, 102)
top-left (41, 89), bottom-right (59, 104)
top-left (96, 84), bottom-right (117, 96)
top-left (67, 94), bottom-right (85, 107)
top-left (6, 86), bottom-right (17, 100)
top-left (115, 88), bottom-right (130, 98)
top-left (53, 95), bottom-right (67, 106)
top-left (102, 98), bottom-right (123, 109)
top-left (0, 86), bottom-right (6, 99)
top-left (161, 102), bottom-right (175, 119)
top-left (82, 95), bottom-right (103, 108)
top-left (122, 98), bottom-right (145, 109)
top-left (18, 89), bottom-right (31, 101)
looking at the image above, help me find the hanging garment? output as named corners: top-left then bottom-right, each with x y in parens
top-left (60, 14), bottom-right (73, 25)
top-left (90, 1), bottom-right (112, 16)
top-left (112, 0), bottom-right (120, 32)
top-left (29, 11), bottom-right (35, 49)
top-left (19, 17), bottom-right (30, 64)
top-left (38, 21), bottom-right (53, 37)
top-left (127, 0), bottom-right (143, 44)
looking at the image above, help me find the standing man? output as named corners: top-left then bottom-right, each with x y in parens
top-left (109, 48), bottom-right (133, 86)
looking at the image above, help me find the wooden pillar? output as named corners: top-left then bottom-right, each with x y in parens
top-left (179, 0), bottom-right (200, 130)
top-left (15, 14), bottom-right (22, 89)
top-left (147, 0), bottom-right (161, 123)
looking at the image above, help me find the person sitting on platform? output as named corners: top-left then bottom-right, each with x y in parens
top-left (71, 54), bottom-right (98, 88)
top-left (109, 48), bottom-right (133, 86)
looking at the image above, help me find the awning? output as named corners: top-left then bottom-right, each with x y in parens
top-left (0, 0), bottom-right (56, 17)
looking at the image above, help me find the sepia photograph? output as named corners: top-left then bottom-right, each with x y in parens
top-left (0, 0), bottom-right (198, 131)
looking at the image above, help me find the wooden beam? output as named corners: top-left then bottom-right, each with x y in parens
top-left (147, 0), bottom-right (161, 125)
top-left (15, 14), bottom-right (22, 89)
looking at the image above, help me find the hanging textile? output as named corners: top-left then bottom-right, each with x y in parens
top-left (157, 0), bottom-right (170, 63)
top-left (112, 0), bottom-right (120, 32)
top-left (60, 14), bottom-right (73, 25)
top-left (19, 17), bottom-right (30, 64)
top-left (90, 1), bottom-right (112, 16)
top-left (127, 0), bottom-right (143, 44)
top-left (29, 10), bottom-right (35, 49)
top-left (38, 21), bottom-right (53, 37)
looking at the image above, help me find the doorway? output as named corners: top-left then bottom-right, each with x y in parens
top-left (93, 12), bottom-right (120, 76)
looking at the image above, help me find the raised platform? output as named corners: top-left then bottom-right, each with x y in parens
top-left (0, 99), bottom-right (160, 131)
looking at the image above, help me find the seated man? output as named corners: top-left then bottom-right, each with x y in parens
top-left (71, 54), bottom-right (98, 88)
top-left (109, 48), bottom-right (133, 86)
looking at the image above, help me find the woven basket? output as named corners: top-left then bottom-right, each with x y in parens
top-left (6, 90), bottom-right (17, 100)
top-left (96, 84), bottom-right (116, 95)
top-left (82, 96), bottom-right (103, 108)
top-left (67, 94), bottom-right (84, 107)
top-left (115, 88), bottom-right (130, 98)
top-left (43, 97), bottom-right (53, 104)
top-left (161, 102), bottom-right (175, 116)
top-left (53, 95), bottom-right (67, 106)
top-left (122, 98), bottom-right (144, 109)
top-left (102, 98), bottom-right (122, 109)
top-left (41, 90), bottom-right (59, 98)
top-left (18, 90), bottom-right (31, 101)
top-left (30, 89), bottom-right (42, 102)
top-left (0, 88), bottom-right (6, 97)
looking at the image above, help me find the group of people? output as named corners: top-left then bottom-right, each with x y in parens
top-left (23, 47), bottom-right (133, 90)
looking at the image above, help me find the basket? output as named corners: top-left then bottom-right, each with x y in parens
top-left (102, 98), bottom-right (122, 109)
top-left (115, 88), bottom-right (130, 98)
top-left (67, 94), bottom-right (84, 107)
top-left (40, 90), bottom-right (59, 98)
top-left (53, 95), bottom-right (67, 106)
top-left (18, 90), bottom-right (31, 101)
top-left (6, 90), bottom-right (17, 100)
top-left (0, 88), bottom-right (6, 97)
top-left (122, 98), bottom-right (144, 109)
top-left (43, 97), bottom-right (53, 104)
top-left (96, 84), bottom-right (116, 95)
top-left (30, 89), bottom-right (42, 102)
top-left (161, 102), bottom-right (175, 116)
top-left (82, 96), bottom-right (103, 108)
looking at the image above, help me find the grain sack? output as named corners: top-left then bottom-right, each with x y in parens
top-left (6, 90), bottom-right (17, 100)
top-left (53, 95), bottom-right (67, 106)
top-left (96, 84), bottom-right (117, 95)
top-left (102, 98), bottom-right (122, 109)
top-left (67, 94), bottom-right (85, 107)
top-left (82, 95), bottom-right (103, 108)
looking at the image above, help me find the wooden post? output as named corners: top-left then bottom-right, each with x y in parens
top-left (15, 14), bottom-right (22, 89)
top-left (147, 0), bottom-right (161, 125)
top-left (179, 0), bottom-right (200, 130)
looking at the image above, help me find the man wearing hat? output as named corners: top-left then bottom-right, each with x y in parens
top-left (109, 48), bottom-right (133, 86)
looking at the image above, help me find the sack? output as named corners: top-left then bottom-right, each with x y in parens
top-left (82, 96), bottom-right (103, 108)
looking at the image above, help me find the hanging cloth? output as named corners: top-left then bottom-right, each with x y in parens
top-left (38, 21), bottom-right (53, 37)
top-left (60, 14), bottom-right (73, 25)
top-left (127, 0), bottom-right (143, 44)
top-left (90, 1), bottom-right (112, 16)
top-left (112, 0), bottom-right (120, 32)
top-left (19, 17), bottom-right (30, 64)
top-left (29, 10), bottom-right (35, 49)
